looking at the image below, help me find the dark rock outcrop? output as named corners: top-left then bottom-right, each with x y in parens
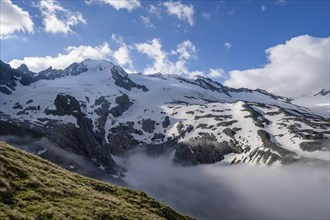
top-left (111, 66), bottom-right (148, 92)
top-left (162, 116), bottom-right (170, 128)
top-left (110, 94), bottom-right (132, 117)
top-left (243, 103), bottom-right (270, 128)
top-left (257, 130), bottom-right (298, 164)
top-left (223, 128), bottom-right (236, 138)
top-left (0, 60), bottom-right (34, 94)
top-left (300, 141), bottom-right (330, 152)
top-left (44, 94), bottom-right (82, 117)
top-left (173, 133), bottom-right (241, 165)
top-left (142, 119), bottom-right (156, 133)
top-left (108, 123), bottom-right (142, 155)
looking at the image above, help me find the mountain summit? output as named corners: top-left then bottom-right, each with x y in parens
top-left (0, 60), bottom-right (329, 178)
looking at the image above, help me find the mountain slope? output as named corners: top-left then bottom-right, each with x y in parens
top-left (0, 141), bottom-right (191, 220)
top-left (293, 89), bottom-right (330, 118)
top-left (0, 59), bottom-right (329, 177)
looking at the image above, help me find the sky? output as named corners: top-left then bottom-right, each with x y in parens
top-left (0, 0), bottom-right (329, 97)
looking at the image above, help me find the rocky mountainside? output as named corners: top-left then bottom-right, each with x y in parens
top-left (0, 59), bottom-right (329, 178)
top-left (0, 141), bottom-right (191, 219)
top-left (314, 89), bottom-right (330, 96)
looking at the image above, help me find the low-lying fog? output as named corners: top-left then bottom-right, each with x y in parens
top-left (123, 152), bottom-right (330, 220)
top-left (1, 135), bottom-right (329, 219)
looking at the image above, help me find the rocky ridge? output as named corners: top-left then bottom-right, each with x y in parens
top-left (0, 59), bottom-right (329, 178)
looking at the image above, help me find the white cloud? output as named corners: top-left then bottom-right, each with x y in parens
top-left (0, 0), bottom-right (34, 39)
top-left (190, 68), bottom-right (225, 79)
top-left (175, 40), bottom-right (197, 60)
top-left (135, 38), bottom-right (170, 74)
top-left (9, 33), bottom-right (136, 73)
top-left (113, 46), bottom-right (133, 67)
top-left (224, 42), bottom-right (232, 49)
top-left (140, 16), bottom-right (155, 29)
top-left (135, 38), bottom-right (198, 75)
top-left (261, 4), bottom-right (266, 12)
top-left (39, 0), bottom-right (86, 34)
top-left (224, 35), bottom-right (330, 97)
top-left (86, 0), bottom-right (140, 11)
top-left (9, 43), bottom-right (112, 72)
top-left (111, 34), bottom-right (134, 69)
top-left (207, 68), bottom-right (225, 78)
top-left (135, 38), bottom-right (226, 79)
top-left (163, 1), bottom-right (194, 26)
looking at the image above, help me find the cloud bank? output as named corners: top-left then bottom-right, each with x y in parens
top-left (9, 43), bottom-right (112, 72)
top-left (224, 35), bottom-right (330, 97)
top-left (124, 152), bottom-right (330, 220)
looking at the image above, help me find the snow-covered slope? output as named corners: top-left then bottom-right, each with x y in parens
top-left (1, 59), bottom-right (329, 177)
top-left (293, 89), bottom-right (330, 118)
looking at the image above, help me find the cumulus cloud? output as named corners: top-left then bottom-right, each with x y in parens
top-left (0, 0), bottom-right (34, 39)
top-left (140, 16), bottom-right (155, 29)
top-left (9, 43), bottom-right (112, 72)
top-left (207, 68), bottom-right (225, 78)
top-left (124, 152), bottom-right (330, 220)
top-left (135, 38), bottom-right (173, 74)
top-left (86, 0), bottom-right (140, 11)
top-left (175, 40), bottom-right (197, 60)
top-left (39, 0), bottom-right (86, 34)
top-left (163, 1), bottom-right (194, 26)
top-left (135, 39), bottom-right (197, 75)
top-left (261, 4), bottom-right (266, 12)
top-left (224, 35), bottom-right (330, 97)
top-left (113, 47), bottom-right (132, 67)
top-left (111, 34), bottom-right (134, 70)
top-left (135, 38), bottom-right (225, 78)
top-left (9, 34), bottom-right (135, 73)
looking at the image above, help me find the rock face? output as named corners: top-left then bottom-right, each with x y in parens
top-left (108, 122), bottom-right (142, 155)
top-left (142, 119), bottom-right (156, 133)
top-left (111, 66), bottom-right (148, 92)
top-left (0, 59), bottom-right (329, 177)
top-left (110, 94), bottom-right (133, 117)
top-left (0, 61), bottom-right (34, 94)
top-left (314, 89), bottom-right (330, 96)
top-left (8, 93), bottom-right (119, 175)
top-left (45, 94), bottom-right (82, 116)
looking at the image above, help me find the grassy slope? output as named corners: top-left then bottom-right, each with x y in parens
top-left (0, 142), bottom-right (192, 220)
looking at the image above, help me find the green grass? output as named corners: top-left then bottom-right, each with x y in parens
top-left (0, 141), bottom-right (192, 220)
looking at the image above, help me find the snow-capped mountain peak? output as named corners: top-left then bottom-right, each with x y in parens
top-left (314, 89), bottom-right (330, 96)
top-left (81, 59), bottom-right (114, 71)
top-left (0, 60), bottom-right (329, 178)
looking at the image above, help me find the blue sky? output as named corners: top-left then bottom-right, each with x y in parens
top-left (0, 0), bottom-right (329, 97)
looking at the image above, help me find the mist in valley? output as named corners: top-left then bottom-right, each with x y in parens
top-left (123, 152), bottom-right (330, 220)
top-left (1, 135), bottom-right (329, 219)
